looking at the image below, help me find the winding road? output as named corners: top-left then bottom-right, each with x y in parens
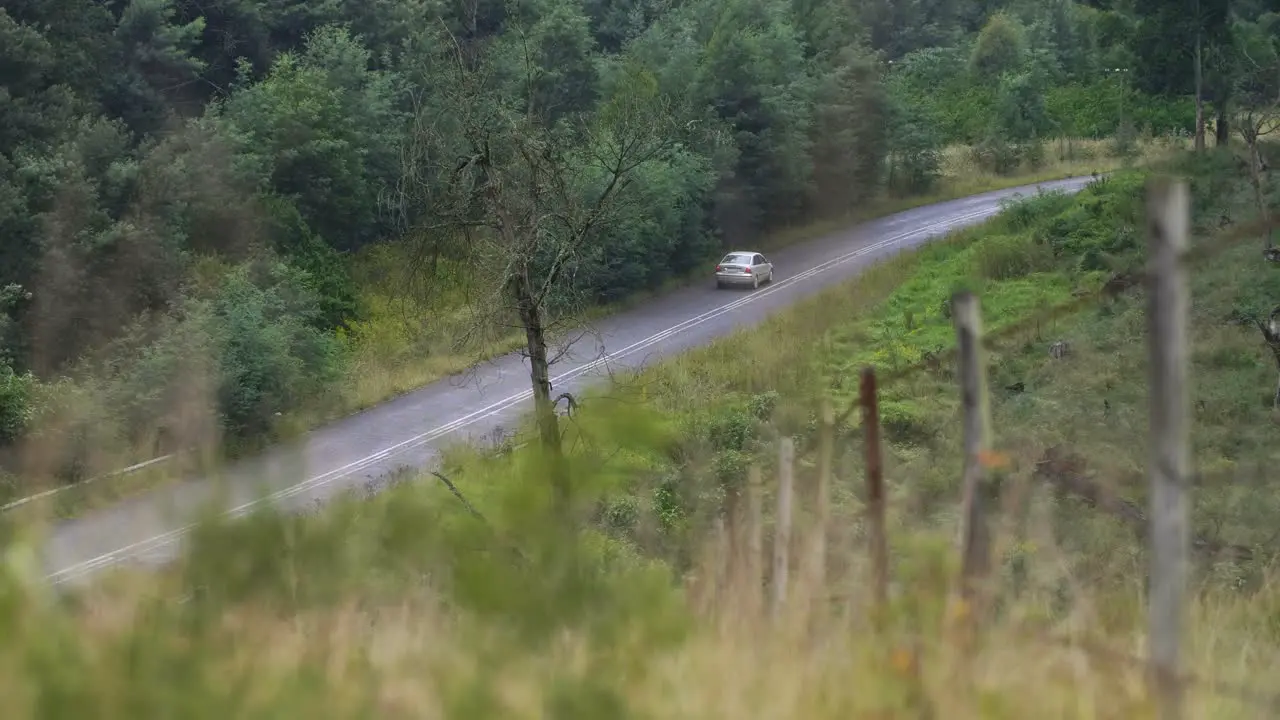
top-left (38, 176), bottom-right (1098, 588)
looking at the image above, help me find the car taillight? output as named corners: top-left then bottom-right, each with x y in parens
top-left (715, 265), bottom-right (722, 272)
top-left (743, 266), bottom-right (751, 273)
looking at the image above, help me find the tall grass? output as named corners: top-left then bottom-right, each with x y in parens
top-left (1, 438), bottom-right (1276, 719)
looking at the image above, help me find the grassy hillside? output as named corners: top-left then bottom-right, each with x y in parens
top-left (2, 146), bottom-right (1278, 718)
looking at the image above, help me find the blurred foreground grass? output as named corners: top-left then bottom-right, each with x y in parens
top-left (1, 429), bottom-right (1276, 719)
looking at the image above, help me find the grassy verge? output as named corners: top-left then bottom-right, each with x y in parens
top-left (0, 493), bottom-right (1274, 720)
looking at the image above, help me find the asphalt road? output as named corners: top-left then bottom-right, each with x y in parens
top-left (38, 176), bottom-right (1099, 588)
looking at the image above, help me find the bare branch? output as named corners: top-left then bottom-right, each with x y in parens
top-left (429, 470), bottom-right (487, 520)
top-left (553, 392), bottom-right (579, 417)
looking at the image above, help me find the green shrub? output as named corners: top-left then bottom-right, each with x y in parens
top-left (570, 148), bottom-right (716, 303)
top-left (747, 390), bottom-right (779, 420)
top-left (999, 189), bottom-right (1077, 232)
top-left (969, 133), bottom-right (1037, 175)
top-left (262, 196), bottom-right (361, 330)
top-left (885, 89), bottom-right (945, 195)
top-left (1035, 170), bottom-right (1145, 266)
top-left (712, 448), bottom-right (750, 486)
top-left (973, 233), bottom-right (1054, 281)
top-left (705, 403), bottom-right (755, 452)
top-left (0, 360), bottom-right (34, 444)
top-left (210, 262), bottom-right (346, 439)
top-left (1109, 118), bottom-right (1139, 158)
top-left (878, 397), bottom-right (935, 446)
top-left (100, 310), bottom-right (222, 449)
top-left (600, 495), bottom-right (641, 534)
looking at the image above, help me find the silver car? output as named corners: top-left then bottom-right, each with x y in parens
top-left (715, 251), bottom-right (774, 289)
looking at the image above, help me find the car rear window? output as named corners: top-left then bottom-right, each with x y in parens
top-left (721, 253), bottom-right (752, 264)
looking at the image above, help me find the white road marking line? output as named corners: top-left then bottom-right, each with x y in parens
top-left (3, 453), bottom-right (178, 511)
top-left (43, 199), bottom-right (1026, 584)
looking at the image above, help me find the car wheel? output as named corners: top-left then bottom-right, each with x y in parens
top-left (752, 274), bottom-right (759, 289)
top-left (716, 280), bottom-right (725, 289)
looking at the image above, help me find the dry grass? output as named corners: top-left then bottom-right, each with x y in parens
top-left (333, 250), bottom-right (528, 418)
top-left (2, 478), bottom-right (1277, 720)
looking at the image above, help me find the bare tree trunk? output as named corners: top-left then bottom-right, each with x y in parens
top-left (1245, 132), bottom-right (1272, 250)
top-left (512, 273), bottom-right (564, 462)
top-left (1195, 30), bottom-right (1206, 153)
top-left (1257, 307), bottom-right (1280, 410)
top-left (1215, 99), bottom-right (1230, 147)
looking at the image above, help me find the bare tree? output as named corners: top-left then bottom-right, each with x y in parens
top-left (1249, 307), bottom-right (1280, 409)
top-left (1226, 18), bottom-right (1280, 402)
top-left (399, 21), bottom-right (680, 503)
top-left (1195, 1), bottom-right (1206, 153)
top-left (1231, 18), bottom-right (1280, 251)
top-left (1234, 105), bottom-right (1280, 249)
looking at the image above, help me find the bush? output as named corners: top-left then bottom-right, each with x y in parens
top-left (747, 390), bottom-right (779, 420)
top-left (999, 189), bottom-right (1077, 232)
top-left (210, 261), bottom-right (346, 439)
top-left (970, 134), bottom-right (1023, 175)
top-left (0, 360), bottom-right (34, 444)
top-left (262, 196), bottom-right (361, 330)
top-left (885, 91), bottom-right (945, 195)
top-left (973, 233), bottom-right (1054, 281)
top-left (705, 403), bottom-right (755, 452)
top-left (1037, 170), bottom-right (1145, 264)
top-left (570, 149), bottom-right (716, 304)
top-left (889, 139), bottom-right (943, 195)
top-left (878, 397), bottom-right (935, 445)
top-left (1109, 118), bottom-right (1139, 158)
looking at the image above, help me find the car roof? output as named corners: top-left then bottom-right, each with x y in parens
top-left (722, 250), bottom-right (761, 259)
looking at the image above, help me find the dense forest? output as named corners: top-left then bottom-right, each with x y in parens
top-left (0, 0), bottom-right (1275, 484)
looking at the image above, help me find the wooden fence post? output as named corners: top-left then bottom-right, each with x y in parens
top-left (746, 465), bottom-right (764, 621)
top-left (1145, 176), bottom-right (1191, 720)
top-left (952, 290), bottom-right (993, 611)
top-left (713, 514), bottom-right (729, 613)
top-left (772, 438), bottom-right (795, 618)
top-left (861, 367), bottom-right (889, 623)
top-left (808, 401), bottom-right (835, 598)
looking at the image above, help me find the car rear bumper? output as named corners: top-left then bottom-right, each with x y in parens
top-left (716, 272), bottom-right (756, 285)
